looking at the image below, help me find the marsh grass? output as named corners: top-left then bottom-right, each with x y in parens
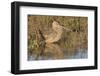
top-left (28, 15), bottom-right (88, 60)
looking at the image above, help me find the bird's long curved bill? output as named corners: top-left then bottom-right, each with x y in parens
top-left (62, 26), bottom-right (72, 32)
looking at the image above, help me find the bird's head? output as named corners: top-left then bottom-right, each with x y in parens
top-left (52, 21), bottom-right (61, 30)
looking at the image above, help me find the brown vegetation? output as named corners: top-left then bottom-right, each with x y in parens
top-left (28, 15), bottom-right (88, 60)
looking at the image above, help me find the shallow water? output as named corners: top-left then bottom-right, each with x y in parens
top-left (28, 43), bottom-right (87, 61)
top-left (28, 49), bottom-right (87, 61)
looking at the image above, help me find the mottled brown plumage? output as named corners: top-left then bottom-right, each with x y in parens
top-left (44, 21), bottom-right (72, 43)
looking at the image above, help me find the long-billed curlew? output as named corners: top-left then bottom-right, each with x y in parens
top-left (44, 21), bottom-right (72, 43)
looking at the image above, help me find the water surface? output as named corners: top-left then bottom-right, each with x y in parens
top-left (28, 43), bottom-right (87, 61)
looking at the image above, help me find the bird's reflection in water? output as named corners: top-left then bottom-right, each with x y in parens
top-left (43, 43), bottom-right (64, 59)
top-left (28, 43), bottom-right (87, 60)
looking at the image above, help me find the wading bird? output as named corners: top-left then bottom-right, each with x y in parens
top-left (44, 21), bottom-right (72, 43)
